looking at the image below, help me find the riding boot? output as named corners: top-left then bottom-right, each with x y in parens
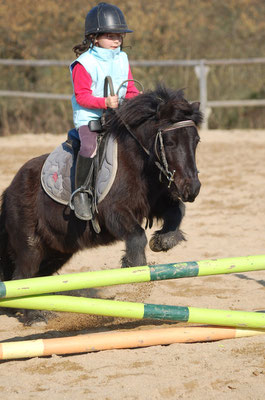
top-left (73, 154), bottom-right (94, 221)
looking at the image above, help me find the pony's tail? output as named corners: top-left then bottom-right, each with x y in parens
top-left (0, 191), bottom-right (13, 281)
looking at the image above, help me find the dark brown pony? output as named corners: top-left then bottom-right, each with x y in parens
top-left (0, 86), bottom-right (202, 285)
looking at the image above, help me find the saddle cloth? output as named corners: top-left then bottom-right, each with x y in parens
top-left (41, 134), bottom-right (118, 206)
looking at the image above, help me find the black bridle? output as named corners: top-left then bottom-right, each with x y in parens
top-left (116, 114), bottom-right (196, 188)
top-left (104, 76), bottom-right (197, 188)
top-left (154, 120), bottom-right (196, 187)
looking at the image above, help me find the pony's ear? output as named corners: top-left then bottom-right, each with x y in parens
top-left (191, 102), bottom-right (200, 111)
top-left (157, 102), bottom-right (175, 120)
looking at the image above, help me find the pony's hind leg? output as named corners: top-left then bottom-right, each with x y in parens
top-left (11, 241), bottom-right (43, 280)
top-left (7, 237), bottom-right (52, 325)
top-left (149, 200), bottom-right (186, 252)
top-left (121, 226), bottom-right (147, 268)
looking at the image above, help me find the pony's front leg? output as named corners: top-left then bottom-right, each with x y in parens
top-left (121, 226), bottom-right (147, 268)
top-left (149, 200), bottom-right (186, 252)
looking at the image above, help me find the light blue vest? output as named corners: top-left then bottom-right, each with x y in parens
top-left (70, 46), bottom-right (129, 129)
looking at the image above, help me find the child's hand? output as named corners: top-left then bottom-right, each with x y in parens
top-left (105, 95), bottom-right (119, 109)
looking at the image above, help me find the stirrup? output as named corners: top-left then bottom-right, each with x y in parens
top-left (69, 186), bottom-right (93, 211)
top-left (70, 188), bottom-right (93, 221)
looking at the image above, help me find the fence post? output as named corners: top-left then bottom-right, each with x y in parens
top-left (195, 60), bottom-right (210, 129)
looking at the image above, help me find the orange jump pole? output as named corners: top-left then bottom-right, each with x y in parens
top-left (0, 326), bottom-right (264, 360)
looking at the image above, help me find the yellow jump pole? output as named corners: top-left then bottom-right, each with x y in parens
top-left (0, 295), bottom-right (264, 329)
top-left (0, 326), bottom-right (264, 360)
top-left (0, 255), bottom-right (265, 299)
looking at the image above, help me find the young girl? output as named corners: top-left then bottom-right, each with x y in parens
top-left (70, 2), bottom-right (139, 221)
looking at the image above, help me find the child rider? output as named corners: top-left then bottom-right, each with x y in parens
top-left (70, 2), bottom-right (139, 221)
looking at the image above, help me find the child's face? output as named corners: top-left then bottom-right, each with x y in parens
top-left (95, 33), bottom-right (125, 50)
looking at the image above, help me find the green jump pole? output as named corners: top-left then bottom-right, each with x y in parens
top-left (0, 295), bottom-right (264, 329)
top-left (0, 255), bottom-right (264, 299)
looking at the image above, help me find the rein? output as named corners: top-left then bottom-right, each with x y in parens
top-left (103, 76), bottom-right (196, 188)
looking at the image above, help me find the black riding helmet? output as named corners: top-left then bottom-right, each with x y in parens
top-left (85, 2), bottom-right (133, 35)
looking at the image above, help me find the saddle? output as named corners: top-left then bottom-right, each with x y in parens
top-left (41, 128), bottom-right (118, 230)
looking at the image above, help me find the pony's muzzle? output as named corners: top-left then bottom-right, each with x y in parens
top-left (179, 177), bottom-right (201, 202)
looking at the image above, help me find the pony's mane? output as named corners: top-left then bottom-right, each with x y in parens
top-left (106, 85), bottom-right (203, 140)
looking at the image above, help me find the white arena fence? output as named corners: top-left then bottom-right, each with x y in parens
top-left (0, 58), bottom-right (264, 129)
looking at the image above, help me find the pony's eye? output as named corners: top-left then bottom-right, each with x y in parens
top-left (165, 139), bottom-right (176, 147)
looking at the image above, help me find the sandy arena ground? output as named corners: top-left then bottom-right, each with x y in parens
top-left (0, 130), bottom-right (264, 399)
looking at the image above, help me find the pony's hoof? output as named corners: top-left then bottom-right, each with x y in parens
top-left (149, 231), bottom-right (186, 252)
top-left (22, 310), bottom-right (56, 326)
top-left (149, 236), bottom-right (163, 252)
top-left (149, 235), bottom-right (174, 252)
top-left (121, 255), bottom-right (146, 268)
top-left (121, 256), bottom-right (132, 268)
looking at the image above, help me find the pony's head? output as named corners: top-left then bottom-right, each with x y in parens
top-left (107, 85), bottom-right (203, 202)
